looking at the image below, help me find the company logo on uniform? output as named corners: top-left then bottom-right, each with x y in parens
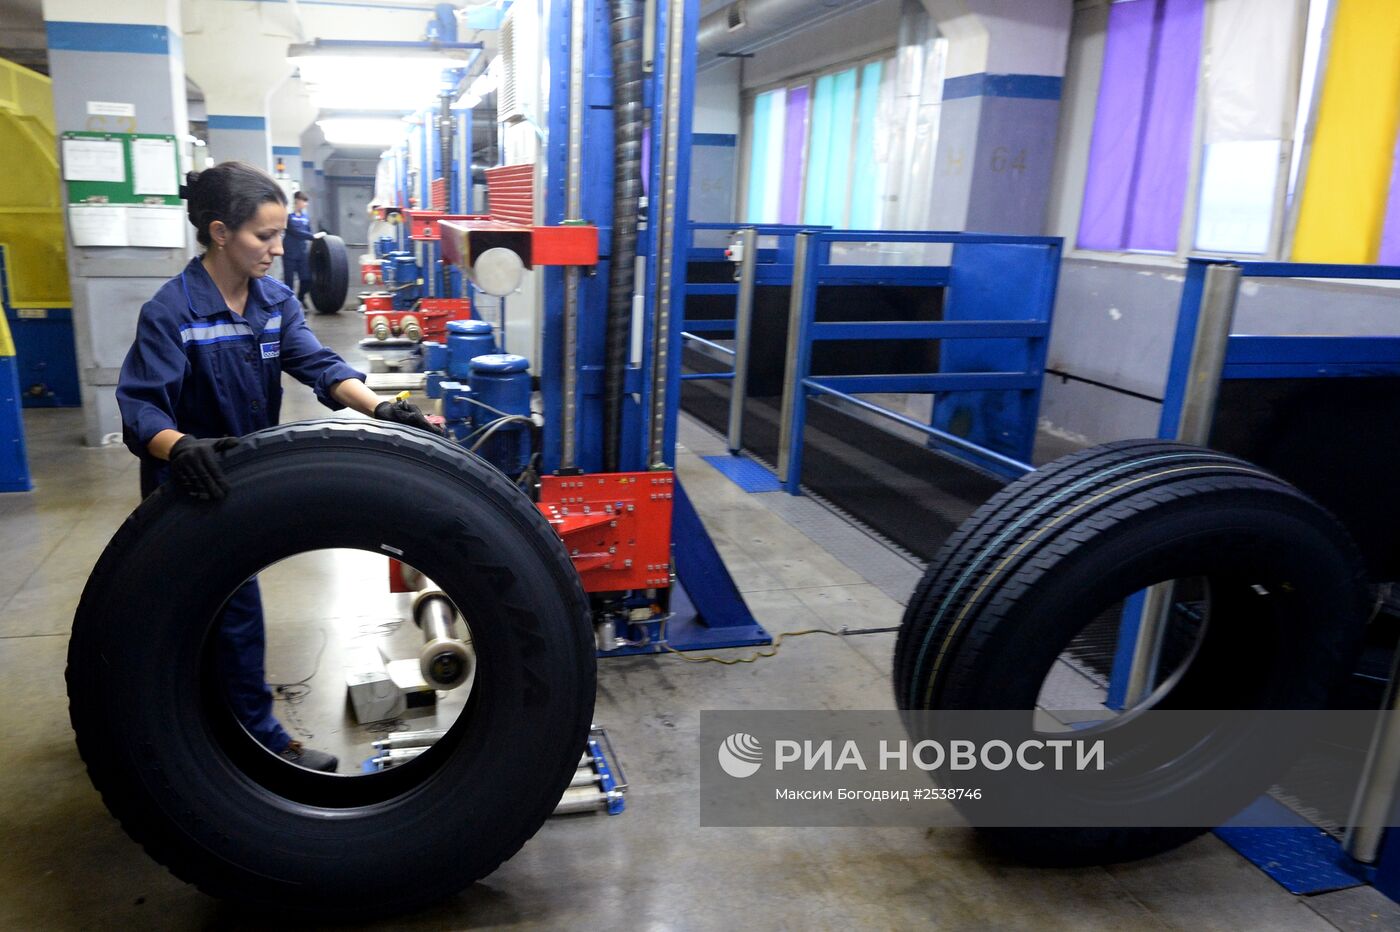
top-left (260, 342), bottom-right (280, 359)
top-left (718, 732), bottom-right (763, 778)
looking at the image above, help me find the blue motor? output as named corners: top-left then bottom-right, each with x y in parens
top-left (421, 340), bottom-right (448, 372)
top-left (380, 251), bottom-right (420, 310)
top-left (374, 235), bottom-right (397, 258)
top-left (467, 354), bottom-right (532, 478)
top-left (445, 319), bottom-right (496, 380)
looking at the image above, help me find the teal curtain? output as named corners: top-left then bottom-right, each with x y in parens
top-left (746, 90), bottom-right (775, 222)
top-left (804, 68), bottom-right (858, 225)
top-left (850, 61), bottom-right (884, 229)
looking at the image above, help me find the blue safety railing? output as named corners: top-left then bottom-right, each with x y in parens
top-left (1105, 258), bottom-right (1400, 712)
top-left (679, 222), bottom-right (826, 381)
top-left (1159, 258), bottom-right (1400, 437)
top-left (777, 230), bottom-right (1062, 493)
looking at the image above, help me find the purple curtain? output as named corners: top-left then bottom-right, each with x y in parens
top-left (779, 85), bottom-right (810, 224)
top-left (1379, 130), bottom-right (1400, 264)
top-left (1078, 0), bottom-right (1204, 252)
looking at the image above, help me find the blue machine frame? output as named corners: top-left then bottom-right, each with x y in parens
top-left (0, 245), bottom-right (79, 409)
top-left (776, 231), bottom-right (1059, 491)
top-left (537, 0), bottom-right (768, 653)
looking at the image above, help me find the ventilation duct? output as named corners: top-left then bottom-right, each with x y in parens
top-left (697, 0), bottom-right (880, 66)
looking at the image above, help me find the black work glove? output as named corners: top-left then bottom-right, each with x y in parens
top-left (169, 435), bottom-right (240, 501)
top-left (375, 399), bottom-right (444, 436)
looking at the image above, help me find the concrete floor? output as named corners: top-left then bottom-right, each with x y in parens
top-left (2, 308), bottom-right (1395, 930)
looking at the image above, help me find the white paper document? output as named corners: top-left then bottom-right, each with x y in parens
top-left (126, 205), bottom-right (186, 247)
top-left (62, 138), bottom-right (126, 184)
top-left (86, 101), bottom-right (135, 117)
top-left (132, 138), bottom-right (178, 196)
top-left (67, 205), bottom-right (129, 246)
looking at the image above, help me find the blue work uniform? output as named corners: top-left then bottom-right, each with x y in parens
top-left (116, 257), bottom-right (365, 752)
top-left (283, 210), bottom-right (314, 299)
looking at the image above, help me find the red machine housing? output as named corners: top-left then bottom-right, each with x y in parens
top-left (362, 296), bottom-right (470, 342)
top-left (536, 472), bottom-right (674, 593)
top-left (360, 258), bottom-right (383, 286)
top-left (387, 471), bottom-right (674, 595)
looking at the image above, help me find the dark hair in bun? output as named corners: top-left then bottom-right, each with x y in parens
top-left (179, 161), bottom-right (287, 248)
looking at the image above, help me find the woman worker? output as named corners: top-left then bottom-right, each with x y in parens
top-left (116, 161), bottom-right (440, 773)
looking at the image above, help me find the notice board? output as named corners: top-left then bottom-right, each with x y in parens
top-left (61, 131), bottom-right (185, 247)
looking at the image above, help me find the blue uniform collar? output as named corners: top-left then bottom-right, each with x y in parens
top-left (181, 257), bottom-right (288, 319)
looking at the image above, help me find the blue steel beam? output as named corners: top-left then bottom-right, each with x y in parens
top-left (807, 373), bottom-right (1042, 393)
top-left (809, 321), bottom-right (1047, 341)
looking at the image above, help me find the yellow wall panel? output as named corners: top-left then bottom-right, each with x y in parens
top-left (0, 58), bottom-right (69, 307)
top-left (1292, 0), bottom-right (1400, 263)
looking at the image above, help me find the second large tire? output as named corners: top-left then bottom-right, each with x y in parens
top-left (308, 233), bottom-right (349, 313)
top-left (68, 420), bottom-right (594, 916)
top-left (893, 439), bottom-right (1368, 865)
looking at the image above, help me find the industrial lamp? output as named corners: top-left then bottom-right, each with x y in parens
top-left (289, 40), bottom-right (474, 112)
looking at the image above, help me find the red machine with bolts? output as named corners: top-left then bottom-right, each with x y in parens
top-left (535, 472), bottom-right (675, 593)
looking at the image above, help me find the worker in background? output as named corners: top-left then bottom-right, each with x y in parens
top-left (283, 190), bottom-right (314, 304)
top-left (115, 161), bottom-right (442, 773)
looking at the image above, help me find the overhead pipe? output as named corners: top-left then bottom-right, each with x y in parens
top-left (604, 0), bottom-right (645, 472)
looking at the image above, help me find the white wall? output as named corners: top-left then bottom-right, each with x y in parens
top-left (44, 0), bottom-right (176, 24)
top-left (694, 57), bottom-right (740, 135)
top-left (267, 73), bottom-right (315, 151)
top-left (1043, 0), bottom-right (1106, 243)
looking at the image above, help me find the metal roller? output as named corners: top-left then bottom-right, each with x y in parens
top-left (569, 769), bottom-right (600, 788)
top-left (372, 729), bottom-right (446, 751)
top-left (412, 590), bottom-right (474, 689)
top-left (370, 314), bottom-right (392, 341)
top-left (554, 786), bottom-right (608, 815)
top-left (371, 746), bottom-right (428, 769)
top-left (401, 314), bottom-right (422, 342)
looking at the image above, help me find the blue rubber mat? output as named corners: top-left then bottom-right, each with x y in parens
top-left (702, 454), bottom-right (782, 492)
top-left (1215, 797), bottom-right (1364, 895)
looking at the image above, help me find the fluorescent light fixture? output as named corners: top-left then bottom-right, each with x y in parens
top-left (316, 117), bottom-right (406, 147)
top-left (290, 42), bottom-right (472, 112)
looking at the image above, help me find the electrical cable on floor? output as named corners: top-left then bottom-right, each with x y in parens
top-left (269, 628), bottom-right (327, 692)
top-left (658, 616), bottom-right (846, 665)
top-left (269, 628), bottom-right (328, 740)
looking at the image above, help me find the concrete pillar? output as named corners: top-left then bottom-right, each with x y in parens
top-left (269, 73), bottom-right (316, 193)
top-left (922, 0), bottom-right (1073, 234)
top-left (206, 112), bottom-right (271, 170)
top-left (182, 0), bottom-right (295, 172)
top-left (43, 0), bottom-right (189, 446)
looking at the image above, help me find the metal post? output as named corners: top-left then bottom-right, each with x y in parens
top-left (560, 0), bottom-right (586, 470)
top-left (1347, 647), bottom-right (1400, 862)
top-left (1122, 262), bottom-right (1241, 708)
top-left (646, 0), bottom-right (685, 468)
top-left (776, 232), bottom-right (812, 485)
top-left (726, 226), bottom-right (757, 453)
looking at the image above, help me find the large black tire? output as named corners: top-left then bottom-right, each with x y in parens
top-left (308, 234), bottom-right (349, 314)
top-left (68, 420), bottom-right (594, 916)
top-left (893, 439), bottom-right (1367, 865)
